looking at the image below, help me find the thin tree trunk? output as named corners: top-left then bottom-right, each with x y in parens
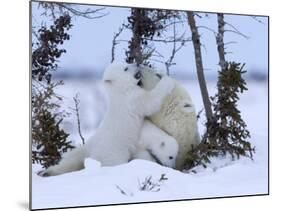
top-left (127, 8), bottom-right (143, 65)
top-left (216, 13), bottom-right (228, 129)
top-left (187, 11), bottom-right (213, 120)
top-left (216, 13), bottom-right (226, 70)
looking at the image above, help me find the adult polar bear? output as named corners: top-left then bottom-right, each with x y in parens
top-left (139, 65), bottom-right (200, 170)
top-left (38, 63), bottom-right (176, 176)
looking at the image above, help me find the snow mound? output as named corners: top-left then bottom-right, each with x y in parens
top-left (32, 155), bottom-right (267, 210)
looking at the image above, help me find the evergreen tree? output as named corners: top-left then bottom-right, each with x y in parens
top-left (32, 82), bottom-right (74, 168)
top-left (185, 62), bottom-right (255, 169)
top-left (32, 15), bottom-right (74, 168)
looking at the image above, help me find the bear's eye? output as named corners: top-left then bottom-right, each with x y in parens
top-left (169, 156), bottom-right (173, 160)
top-left (124, 67), bottom-right (128, 71)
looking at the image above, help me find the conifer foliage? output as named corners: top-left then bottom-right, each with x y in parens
top-left (185, 62), bottom-right (255, 169)
top-left (32, 82), bottom-right (75, 168)
top-left (32, 15), bottom-right (74, 168)
top-left (125, 9), bottom-right (178, 65)
top-left (32, 14), bottom-right (72, 83)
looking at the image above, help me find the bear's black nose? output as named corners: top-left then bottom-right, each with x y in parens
top-left (134, 71), bottom-right (142, 80)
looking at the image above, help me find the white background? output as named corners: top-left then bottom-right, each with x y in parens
top-left (0, 0), bottom-right (277, 211)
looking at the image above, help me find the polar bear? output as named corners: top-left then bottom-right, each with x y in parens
top-left (38, 62), bottom-right (175, 177)
top-left (133, 120), bottom-right (178, 168)
top-left (138, 66), bottom-right (200, 170)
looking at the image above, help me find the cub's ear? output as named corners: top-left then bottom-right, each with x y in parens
top-left (160, 141), bottom-right (165, 148)
top-left (156, 73), bottom-right (162, 79)
top-left (104, 80), bottom-right (112, 84)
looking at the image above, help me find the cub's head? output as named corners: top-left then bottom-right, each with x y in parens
top-left (103, 62), bottom-right (143, 90)
top-left (148, 138), bottom-right (178, 168)
top-left (138, 65), bottom-right (163, 91)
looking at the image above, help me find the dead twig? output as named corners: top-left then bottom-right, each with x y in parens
top-left (72, 94), bottom-right (85, 145)
top-left (251, 16), bottom-right (266, 25)
top-left (224, 22), bottom-right (249, 39)
top-left (39, 2), bottom-right (108, 19)
top-left (111, 24), bottom-right (125, 63)
top-left (165, 21), bottom-right (187, 75)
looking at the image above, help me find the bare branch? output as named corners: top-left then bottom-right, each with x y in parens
top-left (225, 41), bottom-right (238, 45)
top-left (160, 20), bottom-right (186, 30)
top-left (197, 26), bottom-right (217, 35)
top-left (224, 29), bottom-right (249, 39)
top-left (149, 58), bottom-right (166, 65)
top-left (144, 45), bottom-right (164, 58)
top-left (39, 2), bottom-right (108, 19)
top-left (55, 3), bottom-right (108, 19)
top-left (143, 37), bottom-right (191, 43)
top-left (195, 13), bottom-right (203, 18)
top-left (115, 185), bottom-right (128, 196)
top-left (141, 47), bottom-right (156, 62)
top-left (224, 22), bottom-right (250, 39)
top-left (251, 16), bottom-right (266, 25)
top-left (165, 20), bottom-right (186, 75)
top-left (72, 94), bottom-right (85, 145)
top-left (111, 24), bottom-right (125, 63)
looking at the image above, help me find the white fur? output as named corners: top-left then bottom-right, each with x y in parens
top-left (139, 66), bottom-right (200, 170)
top-left (38, 62), bottom-right (175, 176)
top-left (134, 120), bottom-right (178, 168)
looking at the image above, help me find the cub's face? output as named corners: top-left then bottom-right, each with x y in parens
top-left (151, 140), bottom-right (178, 168)
top-left (138, 66), bottom-right (163, 91)
top-left (103, 63), bottom-right (143, 88)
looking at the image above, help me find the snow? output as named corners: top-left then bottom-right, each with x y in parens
top-left (32, 79), bottom-right (268, 210)
top-left (32, 156), bottom-right (267, 209)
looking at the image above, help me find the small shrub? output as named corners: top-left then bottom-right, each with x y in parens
top-left (138, 174), bottom-right (168, 192)
top-left (185, 62), bottom-right (255, 170)
top-left (32, 81), bottom-right (74, 168)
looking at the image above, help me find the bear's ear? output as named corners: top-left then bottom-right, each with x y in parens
top-left (104, 80), bottom-right (112, 84)
top-left (160, 142), bottom-right (165, 148)
top-left (156, 73), bottom-right (162, 79)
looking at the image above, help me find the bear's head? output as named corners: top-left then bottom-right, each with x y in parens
top-left (147, 138), bottom-right (179, 168)
top-left (103, 62), bottom-right (143, 91)
top-left (140, 66), bottom-right (162, 89)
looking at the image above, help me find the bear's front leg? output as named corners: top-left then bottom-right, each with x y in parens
top-left (138, 76), bottom-right (175, 116)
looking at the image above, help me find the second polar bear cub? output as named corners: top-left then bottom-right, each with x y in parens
top-left (38, 62), bottom-right (175, 177)
top-left (134, 120), bottom-right (179, 168)
top-left (139, 66), bottom-right (199, 170)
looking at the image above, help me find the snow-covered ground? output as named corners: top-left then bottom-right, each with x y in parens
top-left (32, 78), bottom-right (268, 210)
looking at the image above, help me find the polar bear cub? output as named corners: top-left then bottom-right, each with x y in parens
top-left (134, 120), bottom-right (178, 168)
top-left (139, 66), bottom-right (200, 170)
top-left (38, 62), bottom-right (175, 176)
